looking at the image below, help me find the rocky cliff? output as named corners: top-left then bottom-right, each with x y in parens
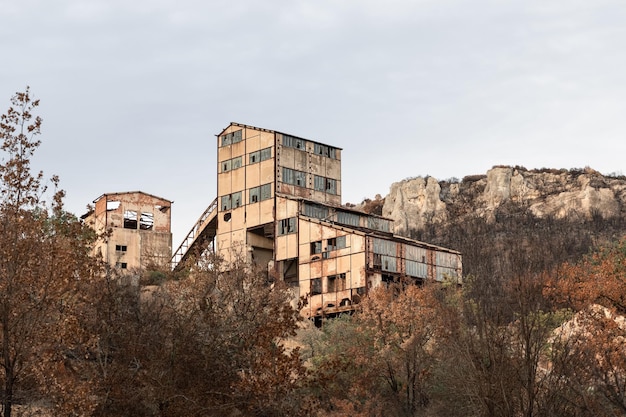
top-left (381, 166), bottom-right (626, 236)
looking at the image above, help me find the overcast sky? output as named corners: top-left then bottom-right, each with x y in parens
top-left (1, 0), bottom-right (625, 247)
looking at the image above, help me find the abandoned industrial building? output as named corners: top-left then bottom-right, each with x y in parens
top-left (82, 192), bottom-right (173, 274)
top-left (85, 123), bottom-right (462, 320)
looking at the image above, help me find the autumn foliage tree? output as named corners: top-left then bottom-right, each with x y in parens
top-left (310, 284), bottom-right (438, 417)
top-left (0, 88), bottom-right (100, 416)
top-left (77, 256), bottom-right (310, 417)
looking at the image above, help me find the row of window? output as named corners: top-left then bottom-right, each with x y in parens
top-left (314, 143), bottom-right (337, 159)
top-left (282, 168), bottom-right (339, 194)
top-left (123, 211), bottom-right (154, 230)
top-left (310, 236), bottom-right (347, 255)
top-left (221, 191), bottom-right (242, 211)
top-left (249, 147), bottom-right (272, 164)
top-left (283, 135), bottom-right (338, 160)
top-left (283, 135), bottom-right (305, 150)
top-left (221, 156), bottom-right (242, 173)
top-left (249, 184), bottom-right (272, 203)
top-left (282, 167), bottom-right (307, 187)
top-left (221, 184), bottom-right (273, 211)
top-left (221, 148), bottom-right (273, 174)
top-left (311, 273), bottom-right (347, 295)
top-left (313, 175), bottom-right (337, 195)
top-left (220, 130), bottom-right (243, 147)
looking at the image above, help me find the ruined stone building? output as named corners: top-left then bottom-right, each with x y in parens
top-left (172, 122), bottom-right (462, 321)
top-left (82, 192), bottom-right (173, 272)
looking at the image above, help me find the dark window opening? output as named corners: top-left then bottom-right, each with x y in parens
top-left (311, 241), bottom-right (322, 254)
top-left (123, 210), bottom-right (138, 229)
top-left (311, 278), bottom-right (322, 296)
top-left (278, 217), bottom-right (297, 235)
top-left (224, 213), bottom-right (232, 222)
top-left (115, 245), bottom-right (127, 252)
top-left (116, 262), bottom-right (128, 269)
top-left (328, 273), bottom-right (346, 292)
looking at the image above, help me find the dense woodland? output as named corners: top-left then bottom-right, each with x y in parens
top-left (1, 89), bottom-right (625, 416)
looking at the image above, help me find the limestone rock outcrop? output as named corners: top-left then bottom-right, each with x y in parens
top-left (381, 166), bottom-right (626, 235)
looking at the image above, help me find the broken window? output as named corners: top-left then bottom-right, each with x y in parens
top-left (221, 195), bottom-right (232, 211)
top-left (106, 200), bottom-right (120, 211)
top-left (282, 168), bottom-right (306, 187)
top-left (232, 191), bottom-right (242, 208)
top-left (327, 238), bottom-right (337, 251)
top-left (249, 147), bottom-right (272, 164)
top-left (116, 262), bottom-right (128, 269)
top-left (222, 160), bottom-right (231, 173)
top-left (325, 178), bottom-right (337, 194)
top-left (283, 135), bottom-right (304, 150)
top-left (311, 278), bottom-right (322, 296)
top-left (314, 175), bottom-right (337, 194)
top-left (115, 245), bottom-right (127, 252)
top-left (123, 210), bottom-right (138, 229)
top-left (231, 156), bottom-right (242, 170)
top-left (328, 273), bottom-right (346, 292)
top-left (250, 186), bottom-right (260, 203)
top-left (311, 241), bottom-right (322, 255)
top-left (139, 212), bottom-right (154, 230)
top-left (314, 143), bottom-right (337, 159)
top-left (278, 217), bottom-right (297, 235)
top-left (249, 184), bottom-right (272, 204)
top-left (220, 129), bottom-right (243, 147)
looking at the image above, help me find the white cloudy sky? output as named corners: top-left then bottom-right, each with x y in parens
top-left (1, 0), bottom-right (625, 246)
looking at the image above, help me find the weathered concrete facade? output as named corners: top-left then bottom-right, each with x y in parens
top-left (83, 191), bottom-right (172, 271)
top-left (174, 122), bottom-right (461, 320)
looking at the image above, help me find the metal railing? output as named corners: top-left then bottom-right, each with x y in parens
top-left (171, 197), bottom-right (218, 269)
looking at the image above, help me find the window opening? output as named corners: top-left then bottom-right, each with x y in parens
top-left (123, 210), bottom-right (138, 229)
top-left (328, 273), bottom-right (346, 292)
top-left (232, 191), bottom-right (242, 208)
top-left (283, 135), bottom-right (304, 149)
top-left (139, 212), bottom-right (154, 230)
top-left (115, 245), bottom-right (127, 252)
top-left (106, 201), bottom-right (120, 211)
top-left (311, 241), bottom-right (322, 254)
top-left (250, 187), bottom-right (260, 203)
top-left (221, 195), bottom-right (232, 211)
top-left (278, 217), bottom-right (297, 235)
top-left (326, 178), bottom-right (337, 194)
top-left (311, 278), bottom-right (322, 296)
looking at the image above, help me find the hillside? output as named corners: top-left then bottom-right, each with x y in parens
top-left (358, 166), bottom-right (626, 279)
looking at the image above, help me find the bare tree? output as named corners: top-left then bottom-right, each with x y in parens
top-left (0, 88), bottom-right (99, 416)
